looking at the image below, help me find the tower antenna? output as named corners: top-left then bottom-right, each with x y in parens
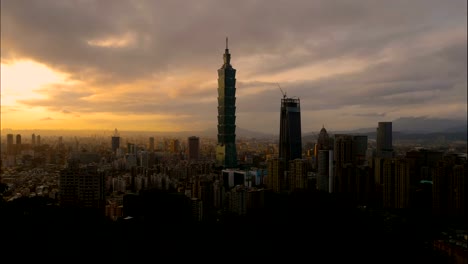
top-left (226, 37), bottom-right (228, 49)
top-left (277, 83), bottom-right (286, 99)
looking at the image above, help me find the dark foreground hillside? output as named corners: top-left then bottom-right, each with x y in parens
top-left (0, 193), bottom-right (459, 263)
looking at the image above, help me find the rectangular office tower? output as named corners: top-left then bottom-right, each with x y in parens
top-left (279, 97), bottom-right (302, 163)
top-left (216, 38), bottom-right (237, 169)
top-left (6, 134), bottom-right (14, 155)
top-left (111, 128), bottom-right (120, 153)
top-left (377, 122), bottom-right (393, 158)
top-left (149, 137), bottom-right (155, 152)
top-left (188, 136), bottom-right (200, 161)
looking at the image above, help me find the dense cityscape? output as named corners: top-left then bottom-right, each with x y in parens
top-left (1, 41), bottom-right (467, 262)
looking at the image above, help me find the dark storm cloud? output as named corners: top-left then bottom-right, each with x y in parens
top-left (3, 0), bottom-right (465, 82)
top-left (2, 0), bottom-right (466, 131)
top-left (341, 39), bottom-right (466, 107)
top-left (238, 32), bottom-right (467, 114)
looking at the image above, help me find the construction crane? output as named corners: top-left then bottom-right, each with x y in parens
top-left (277, 83), bottom-right (287, 99)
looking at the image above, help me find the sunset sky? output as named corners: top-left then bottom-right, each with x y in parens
top-left (1, 0), bottom-right (467, 134)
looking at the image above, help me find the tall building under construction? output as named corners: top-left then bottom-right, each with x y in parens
top-left (279, 96), bottom-right (302, 164)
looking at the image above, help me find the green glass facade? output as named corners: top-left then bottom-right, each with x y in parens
top-left (216, 39), bottom-right (237, 168)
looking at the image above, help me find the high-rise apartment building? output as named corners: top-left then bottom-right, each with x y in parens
top-left (267, 157), bottom-right (286, 192)
top-left (317, 150), bottom-right (330, 192)
top-left (433, 155), bottom-right (467, 219)
top-left (190, 198), bottom-right (203, 222)
top-left (395, 158), bottom-right (411, 209)
top-left (333, 134), bottom-right (373, 203)
top-left (59, 160), bottom-right (106, 209)
top-left (452, 163), bottom-right (467, 219)
top-left (227, 185), bottom-right (247, 215)
top-left (405, 149), bottom-right (443, 181)
top-left (333, 134), bottom-right (354, 193)
top-left (353, 135), bottom-right (368, 165)
top-left (188, 136), bottom-right (200, 161)
top-left (288, 159), bottom-right (310, 191)
top-left (216, 38), bottom-right (237, 169)
top-left (383, 158), bottom-right (396, 209)
top-left (279, 97), bottom-right (302, 164)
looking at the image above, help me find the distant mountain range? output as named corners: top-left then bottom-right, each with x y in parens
top-left (0, 127), bottom-right (275, 140)
top-left (211, 117), bottom-right (467, 141)
top-left (302, 117), bottom-right (467, 143)
top-left (339, 117), bottom-right (467, 134)
top-left (195, 127), bottom-right (275, 139)
top-left (2, 117), bottom-right (465, 141)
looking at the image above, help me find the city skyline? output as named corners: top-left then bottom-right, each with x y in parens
top-left (1, 0), bottom-right (467, 134)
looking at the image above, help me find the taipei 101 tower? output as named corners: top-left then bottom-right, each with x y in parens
top-left (216, 38), bottom-right (237, 168)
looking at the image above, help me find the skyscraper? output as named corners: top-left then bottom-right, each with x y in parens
top-left (333, 134), bottom-right (354, 193)
top-left (6, 134), bottom-right (14, 155)
top-left (279, 96), bottom-right (302, 163)
top-left (15, 134), bottom-right (22, 154)
top-left (169, 139), bottom-right (180, 153)
top-left (188, 136), bottom-right (200, 161)
top-left (353, 135), bottom-right (368, 165)
top-left (149, 137), bottom-right (155, 152)
top-left (332, 134), bottom-right (373, 202)
top-left (216, 38), bottom-right (237, 169)
top-left (111, 128), bottom-right (120, 153)
top-left (377, 122), bottom-right (393, 158)
top-left (317, 149), bottom-right (330, 192)
top-left (315, 126), bottom-right (330, 170)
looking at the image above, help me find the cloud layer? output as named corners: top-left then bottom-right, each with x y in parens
top-left (1, 0), bottom-right (466, 134)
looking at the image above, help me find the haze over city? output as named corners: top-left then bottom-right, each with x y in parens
top-left (1, 0), bottom-right (466, 134)
top-left (2, 1), bottom-right (468, 262)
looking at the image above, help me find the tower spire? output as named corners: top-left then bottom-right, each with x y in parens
top-left (223, 37), bottom-right (231, 66)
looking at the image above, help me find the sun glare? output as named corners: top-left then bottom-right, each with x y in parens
top-left (1, 60), bottom-right (68, 105)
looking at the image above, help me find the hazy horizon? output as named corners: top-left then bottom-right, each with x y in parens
top-left (2, 115), bottom-right (466, 140)
top-left (1, 0), bottom-right (467, 134)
